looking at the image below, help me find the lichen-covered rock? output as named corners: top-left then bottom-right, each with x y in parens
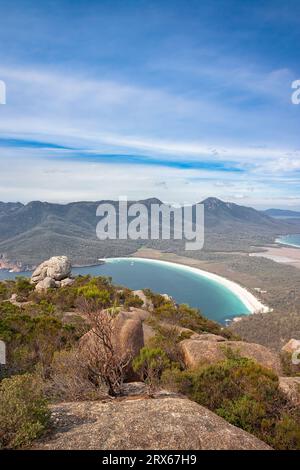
top-left (35, 277), bottom-right (56, 291)
top-left (31, 256), bottom-right (72, 284)
top-left (34, 397), bottom-right (271, 450)
top-left (180, 339), bottom-right (282, 374)
top-left (279, 377), bottom-right (300, 406)
top-left (60, 277), bottom-right (75, 287)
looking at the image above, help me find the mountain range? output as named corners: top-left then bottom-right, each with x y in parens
top-left (264, 208), bottom-right (300, 218)
top-left (0, 197), bottom-right (299, 269)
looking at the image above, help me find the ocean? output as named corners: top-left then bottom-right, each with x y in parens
top-left (276, 234), bottom-right (300, 248)
top-left (0, 257), bottom-right (251, 324)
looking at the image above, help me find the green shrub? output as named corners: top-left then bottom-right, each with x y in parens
top-left (147, 322), bottom-right (188, 365)
top-left (123, 293), bottom-right (143, 309)
top-left (0, 373), bottom-right (50, 449)
top-left (77, 285), bottom-right (111, 311)
top-left (73, 275), bottom-right (112, 290)
top-left (0, 282), bottom-right (9, 301)
top-left (0, 301), bottom-right (20, 316)
top-left (271, 413), bottom-right (300, 450)
top-left (181, 356), bottom-right (281, 412)
top-left (14, 276), bottom-right (34, 301)
top-left (161, 354), bottom-right (300, 449)
top-left (0, 312), bottom-right (78, 375)
top-left (37, 300), bottom-right (56, 315)
top-left (145, 291), bottom-right (234, 338)
top-left (31, 286), bottom-right (78, 311)
top-left (143, 289), bottom-right (167, 309)
top-left (133, 347), bottom-right (170, 392)
top-left (217, 396), bottom-right (266, 433)
top-left (28, 276), bottom-right (114, 312)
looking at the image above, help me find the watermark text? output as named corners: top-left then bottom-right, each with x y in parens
top-left (0, 80), bottom-right (6, 104)
top-left (96, 198), bottom-right (204, 251)
top-left (291, 80), bottom-right (300, 105)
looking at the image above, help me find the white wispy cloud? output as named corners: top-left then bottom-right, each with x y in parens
top-left (0, 64), bottom-right (299, 207)
top-left (0, 64), bottom-right (298, 158)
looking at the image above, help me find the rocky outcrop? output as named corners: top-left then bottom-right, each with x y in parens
top-left (161, 293), bottom-right (175, 304)
top-left (60, 277), bottom-right (75, 287)
top-left (31, 256), bottom-right (72, 290)
top-left (35, 277), bottom-right (56, 292)
top-left (34, 397), bottom-right (271, 450)
top-left (180, 338), bottom-right (282, 374)
top-left (132, 290), bottom-right (154, 310)
top-left (142, 323), bottom-right (157, 345)
top-left (120, 381), bottom-right (180, 398)
top-left (282, 339), bottom-right (300, 355)
top-left (279, 377), bottom-right (300, 406)
top-left (190, 333), bottom-right (227, 342)
top-left (142, 319), bottom-right (198, 347)
top-left (113, 310), bottom-right (145, 364)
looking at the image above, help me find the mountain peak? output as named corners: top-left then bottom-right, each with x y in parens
top-left (201, 197), bottom-right (227, 208)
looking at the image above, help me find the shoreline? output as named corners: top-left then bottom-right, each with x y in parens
top-left (275, 238), bottom-right (300, 249)
top-left (72, 261), bottom-right (105, 268)
top-left (101, 256), bottom-right (270, 315)
top-left (0, 260), bottom-right (25, 273)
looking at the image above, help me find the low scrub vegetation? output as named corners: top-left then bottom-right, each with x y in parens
top-left (46, 349), bottom-right (107, 401)
top-left (133, 347), bottom-right (171, 393)
top-left (143, 288), bottom-right (235, 338)
top-left (1, 275), bottom-right (300, 450)
top-left (0, 308), bottom-right (78, 376)
top-left (0, 373), bottom-right (50, 449)
top-left (162, 351), bottom-right (300, 450)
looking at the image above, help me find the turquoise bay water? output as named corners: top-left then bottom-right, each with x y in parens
top-left (0, 258), bottom-right (250, 324)
top-left (277, 234), bottom-right (300, 248)
top-left (74, 258), bottom-right (250, 323)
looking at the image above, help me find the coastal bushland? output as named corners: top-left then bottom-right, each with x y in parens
top-left (0, 275), bottom-right (299, 449)
top-left (161, 350), bottom-right (300, 449)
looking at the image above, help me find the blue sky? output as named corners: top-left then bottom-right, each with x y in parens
top-left (0, 0), bottom-right (299, 207)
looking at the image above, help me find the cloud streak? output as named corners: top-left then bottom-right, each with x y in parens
top-left (0, 1), bottom-right (299, 207)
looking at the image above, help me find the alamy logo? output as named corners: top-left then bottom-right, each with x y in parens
top-left (291, 80), bottom-right (300, 105)
top-left (96, 198), bottom-right (204, 251)
top-left (0, 80), bottom-right (6, 104)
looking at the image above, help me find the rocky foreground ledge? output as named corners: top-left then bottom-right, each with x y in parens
top-left (34, 395), bottom-right (271, 450)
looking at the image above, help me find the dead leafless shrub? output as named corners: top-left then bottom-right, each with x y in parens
top-left (82, 309), bottom-right (132, 396)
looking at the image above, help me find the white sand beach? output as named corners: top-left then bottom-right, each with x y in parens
top-left (102, 256), bottom-right (270, 315)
